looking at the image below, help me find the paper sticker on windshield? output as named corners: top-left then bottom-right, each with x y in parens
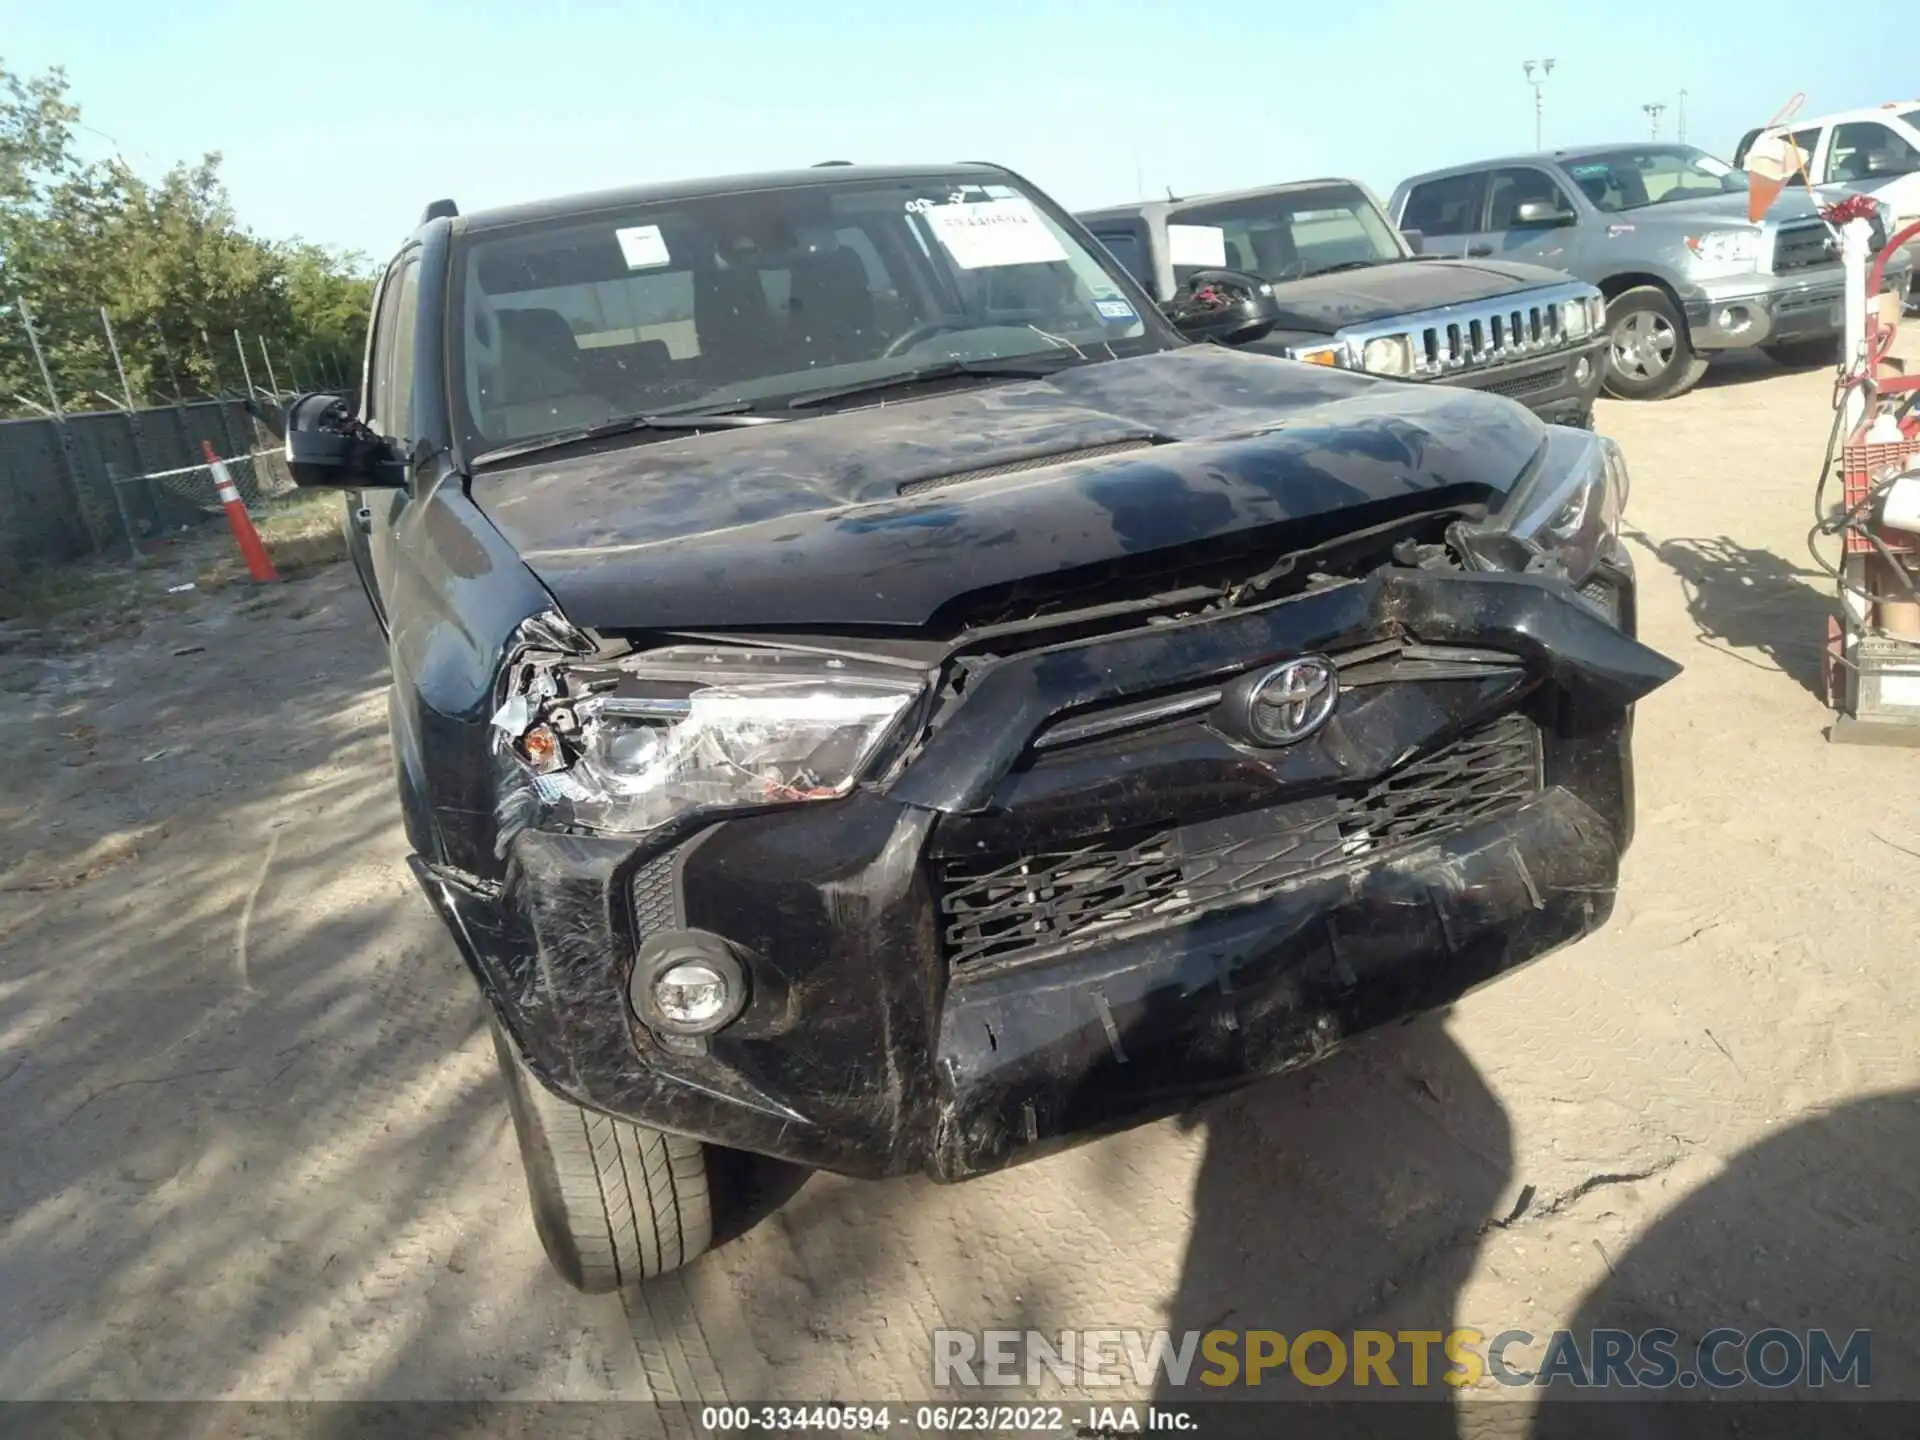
top-left (922, 199), bottom-right (1069, 269)
top-left (1567, 164), bottom-right (1612, 179)
top-left (615, 225), bottom-right (671, 270)
top-left (1094, 298), bottom-right (1137, 322)
top-left (1167, 224), bottom-right (1228, 268)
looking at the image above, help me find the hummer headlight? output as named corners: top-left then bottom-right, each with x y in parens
top-left (1360, 335), bottom-right (1414, 376)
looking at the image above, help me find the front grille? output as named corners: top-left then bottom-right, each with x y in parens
top-left (1772, 221), bottom-right (1837, 274)
top-left (935, 712), bottom-right (1542, 972)
top-left (1475, 364), bottom-right (1566, 401)
top-left (1409, 300), bottom-right (1567, 377)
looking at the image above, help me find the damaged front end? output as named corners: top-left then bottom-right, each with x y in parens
top-left (423, 425), bottom-right (1678, 1182)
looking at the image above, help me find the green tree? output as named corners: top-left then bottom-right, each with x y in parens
top-left (1, 58), bottom-right (372, 418)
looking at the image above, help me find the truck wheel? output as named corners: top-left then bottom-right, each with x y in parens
top-left (489, 1018), bottom-right (713, 1291)
top-left (1602, 287), bottom-right (1705, 400)
top-left (1761, 338), bottom-right (1838, 370)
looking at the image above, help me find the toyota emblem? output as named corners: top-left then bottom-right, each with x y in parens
top-left (1246, 656), bottom-right (1339, 745)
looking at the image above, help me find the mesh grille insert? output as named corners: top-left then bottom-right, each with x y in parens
top-left (632, 854), bottom-right (678, 942)
top-left (935, 712), bottom-right (1542, 973)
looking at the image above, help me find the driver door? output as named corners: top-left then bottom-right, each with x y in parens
top-left (360, 251), bottom-right (422, 632)
top-left (1480, 166), bottom-right (1582, 269)
top-left (1820, 120), bottom-right (1920, 238)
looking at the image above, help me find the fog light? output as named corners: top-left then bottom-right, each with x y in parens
top-left (653, 961), bottom-right (729, 1028)
top-left (1717, 306), bottom-right (1753, 334)
top-left (630, 931), bottom-right (750, 1043)
top-left (1575, 356), bottom-right (1593, 384)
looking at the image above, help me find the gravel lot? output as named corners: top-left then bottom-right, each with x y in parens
top-left (1, 351), bottom-right (1916, 1425)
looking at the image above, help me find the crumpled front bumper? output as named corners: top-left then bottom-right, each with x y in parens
top-left (415, 567), bottom-right (1676, 1183)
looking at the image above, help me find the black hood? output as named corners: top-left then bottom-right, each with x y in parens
top-left (1266, 258), bottom-right (1580, 335)
top-left (471, 346), bottom-right (1547, 632)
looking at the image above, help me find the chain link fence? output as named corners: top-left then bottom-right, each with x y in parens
top-left (0, 396), bottom-right (299, 571)
top-left (104, 446), bottom-right (298, 561)
top-left (4, 297), bottom-right (352, 577)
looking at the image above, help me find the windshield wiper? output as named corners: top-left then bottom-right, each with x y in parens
top-left (786, 355), bottom-right (1081, 411)
top-left (471, 401), bottom-right (784, 466)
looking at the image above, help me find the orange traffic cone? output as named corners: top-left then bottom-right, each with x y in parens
top-left (202, 440), bottom-right (281, 584)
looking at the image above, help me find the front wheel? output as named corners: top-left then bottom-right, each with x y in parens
top-left (1601, 287), bottom-right (1706, 401)
top-left (490, 1018), bottom-right (713, 1291)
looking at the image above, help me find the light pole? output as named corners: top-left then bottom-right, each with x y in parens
top-left (1643, 102), bottom-right (1666, 140)
top-left (1678, 89), bottom-right (1688, 143)
top-left (1523, 59), bottom-right (1556, 149)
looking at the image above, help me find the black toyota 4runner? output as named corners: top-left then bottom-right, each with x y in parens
top-left (1078, 178), bottom-right (1608, 427)
top-left (266, 162), bottom-right (1676, 1292)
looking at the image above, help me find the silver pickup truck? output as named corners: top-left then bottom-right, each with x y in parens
top-left (1390, 143), bottom-right (1910, 401)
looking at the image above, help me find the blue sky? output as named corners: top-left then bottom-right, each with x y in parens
top-left (2, 0), bottom-right (1907, 262)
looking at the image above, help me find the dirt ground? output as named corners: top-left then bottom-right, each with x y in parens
top-left (1, 350), bottom-right (1917, 1425)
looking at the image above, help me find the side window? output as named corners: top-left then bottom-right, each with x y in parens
top-left (1485, 167), bottom-right (1576, 229)
top-left (1087, 226), bottom-right (1149, 288)
top-left (1789, 127), bottom-right (1822, 175)
top-left (1825, 122), bottom-right (1920, 184)
top-left (382, 257), bottom-right (423, 443)
top-left (1399, 174), bottom-right (1487, 237)
top-left (364, 257), bottom-right (408, 426)
top-left (1733, 129), bottom-right (1762, 169)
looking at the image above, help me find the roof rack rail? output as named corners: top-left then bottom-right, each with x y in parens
top-left (812, 160), bottom-right (854, 167)
top-left (420, 198), bottom-right (459, 224)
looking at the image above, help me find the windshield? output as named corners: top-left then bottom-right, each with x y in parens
top-left (1163, 184), bottom-right (1404, 287)
top-left (1557, 146), bottom-right (1747, 213)
top-left (451, 173), bottom-right (1165, 457)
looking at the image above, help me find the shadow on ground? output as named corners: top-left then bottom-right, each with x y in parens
top-left (0, 566), bottom-right (640, 1400)
top-left (1629, 527), bottom-right (1834, 699)
top-left (1151, 1015), bottom-right (1510, 1418)
top-left (1529, 1088), bottom-right (1920, 1437)
top-left (1692, 349), bottom-right (1829, 394)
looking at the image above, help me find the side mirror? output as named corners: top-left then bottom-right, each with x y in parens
top-left (266, 391), bottom-right (407, 490)
top-left (1162, 268), bottom-right (1283, 345)
top-left (1514, 200), bottom-right (1577, 228)
top-left (1401, 228), bottom-right (1426, 254)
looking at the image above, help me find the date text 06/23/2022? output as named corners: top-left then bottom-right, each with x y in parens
top-left (700, 1405), bottom-right (1192, 1435)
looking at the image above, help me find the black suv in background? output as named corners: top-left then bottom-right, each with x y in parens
top-left (1077, 178), bottom-right (1607, 427)
top-left (263, 161), bottom-right (1675, 1292)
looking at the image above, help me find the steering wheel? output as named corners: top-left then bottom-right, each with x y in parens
top-left (880, 318), bottom-right (971, 359)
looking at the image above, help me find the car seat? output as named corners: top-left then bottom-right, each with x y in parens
top-left (1248, 226), bottom-right (1301, 280)
top-left (785, 249), bottom-right (877, 368)
top-left (493, 308), bottom-right (602, 436)
top-left (693, 265), bottom-right (774, 382)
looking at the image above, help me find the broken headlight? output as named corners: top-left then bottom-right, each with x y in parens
top-left (1455, 426), bottom-right (1628, 596)
top-left (492, 645), bottom-right (924, 835)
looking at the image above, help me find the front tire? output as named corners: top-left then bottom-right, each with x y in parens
top-left (1602, 287), bottom-right (1706, 400)
top-left (490, 1019), bottom-right (713, 1291)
